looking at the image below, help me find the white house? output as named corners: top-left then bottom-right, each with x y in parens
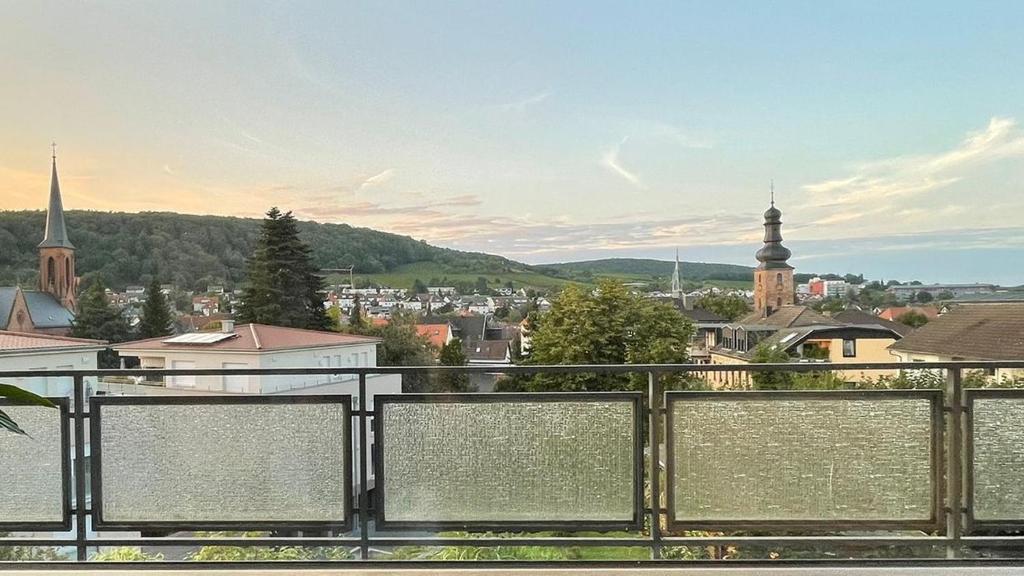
top-left (113, 322), bottom-right (401, 396)
top-left (0, 330), bottom-right (106, 397)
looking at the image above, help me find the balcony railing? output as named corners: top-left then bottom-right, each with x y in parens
top-left (2, 361), bottom-right (1024, 572)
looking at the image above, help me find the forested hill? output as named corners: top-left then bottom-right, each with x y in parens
top-left (539, 258), bottom-right (755, 282)
top-left (0, 210), bottom-right (521, 290)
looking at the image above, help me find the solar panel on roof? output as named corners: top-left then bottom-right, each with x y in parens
top-left (162, 332), bottom-right (238, 344)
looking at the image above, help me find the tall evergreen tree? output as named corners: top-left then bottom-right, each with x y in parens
top-left (433, 337), bottom-right (473, 392)
top-left (349, 294), bottom-right (364, 329)
top-left (71, 279), bottom-right (131, 368)
top-left (236, 208), bottom-right (330, 330)
top-left (138, 278), bottom-right (174, 338)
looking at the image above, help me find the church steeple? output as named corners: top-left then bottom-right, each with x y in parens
top-left (752, 183), bottom-right (795, 317)
top-left (39, 144), bottom-right (75, 249)
top-left (38, 145), bottom-right (77, 312)
top-left (671, 248), bottom-right (682, 298)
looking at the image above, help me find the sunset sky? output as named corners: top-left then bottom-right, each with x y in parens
top-left (3, 1), bottom-right (1024, 283)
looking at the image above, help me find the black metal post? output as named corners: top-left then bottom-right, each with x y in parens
top-left (358, 373), bottom-right (370, 560)
top-left (72, 375), bottom-right (88, 561)
top-left (946, 367), bottom-right (963, 558)
top-left (648, 371), bottom-right (662, 559)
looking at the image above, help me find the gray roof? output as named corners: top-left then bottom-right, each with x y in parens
top-left (0, 287), bottom-right (18, 329)
top-left (38, 158), bottom-right (75, 249)
top-left (23, 291), bottom-right (75, 328)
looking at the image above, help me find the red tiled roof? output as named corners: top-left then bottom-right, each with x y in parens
top-left (878, 306), bottom-right (940, 321)
top-left (0, 330), bottom-right (107, 351)
top-left (114, 323), bottom-right (380, 352)
top-left (416, 323), bottom-right (451, 349)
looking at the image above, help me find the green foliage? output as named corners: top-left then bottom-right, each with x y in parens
top-left (185, 532), bottom-right (351, 561)
top-left (812, 297), bottom-right (846, 314)
top-left (518, 280), bottom-right (694, 391)
top-left (411, 278), bottom-right (428, 294)
top-left (89, 547), bottom-right (164, 561)
top-left (750, 344), bottom-right (848, 390)
top-left (936, 290), bottom-right (955, 301)
top-left (896, 310), bottom-right (929, 328)
top-left (0, 533), bottom-right (65, 560)
top-left (349, 294), bottom-right (364, 329)
top-left (0, 210), bottom-right (520, 291)
top-left (71, 278), bottom-right (131, 368)
top-left (914, 291), bottom-right (934, 303)
top-left (390, 531), bottom-right (651, 561)
top-left (434, 338), bottom-right (474, 392)
top-left (350, 312), bottom-right (434, 392)
top-left (694, 293), bottom-right (751, 321)
top-left (235, 208), bottom-right (330, 331)
top-left (0, 383), bottom-right (57, 435)
top-left (138, 278), bottom-right (173, 339)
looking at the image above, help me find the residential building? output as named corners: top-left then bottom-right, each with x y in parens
top-left (887, 283), bottom-right (997, 299)
top-left (416, 322), bottom-right (454, 350)
top-left (113, 322), bottom-right (400, 395)
top-left (889, 303), bottom-right (1024, 381)
top-left (877, 305), bottom-right (940, 322)
top-left (0, 330), bottom-right (106, 397)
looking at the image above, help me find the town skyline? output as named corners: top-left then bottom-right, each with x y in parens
top-left (3, 2), bottom-right (1024, 284)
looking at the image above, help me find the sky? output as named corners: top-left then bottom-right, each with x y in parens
top-left (2, 1), bottom-right (1024, 284)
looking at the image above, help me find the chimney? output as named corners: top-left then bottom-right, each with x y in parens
top-left (221, 319), bottom-right (235, 333)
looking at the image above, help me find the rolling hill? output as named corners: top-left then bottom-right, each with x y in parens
top-left (0, 210), bottom-right (760, 293)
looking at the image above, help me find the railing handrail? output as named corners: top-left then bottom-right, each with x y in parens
top-left (2, 359), bottom-right (1024, 378)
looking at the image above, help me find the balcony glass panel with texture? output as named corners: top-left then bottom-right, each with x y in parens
top-left (0, 399), bottom-right (69, 530)
top-left (90, 394), bottom-right (352, 531)
top-left (665, 390), bottom-right (942, 530)
top-left (373, 392), bottom-right (643, 531)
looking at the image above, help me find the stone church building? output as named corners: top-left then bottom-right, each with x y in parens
top-left (0, 153), bottom-right (78, 335)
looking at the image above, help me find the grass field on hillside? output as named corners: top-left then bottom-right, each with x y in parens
top-left (326, 261), bottom-right (751, 293)
top-left (327, 262), bottom-right (582, 292)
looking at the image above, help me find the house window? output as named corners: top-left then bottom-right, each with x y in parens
top-left (842, 339), bottom-right (856, 358)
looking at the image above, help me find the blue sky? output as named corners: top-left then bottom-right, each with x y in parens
top-left (2, 1), bottom-right (1024, 284)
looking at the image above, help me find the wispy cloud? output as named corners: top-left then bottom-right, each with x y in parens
top-left (356, 169), bottom-right (394, 192)
top-left (499, 90), bottom-right (551, 112)
top-left (162, 164), bottom-right (176, 176)
top-left (803, 117), bottom-right (1024, 207)
top-left (601, 137), bottom-right (646, 189)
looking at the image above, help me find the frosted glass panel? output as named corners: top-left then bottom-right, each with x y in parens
top-left (669, 394), bottom-right (936, 523)
top-left (0, 403), bottom-right (66, 525)
top-left (379, 397), bottom-right (638, 525)
top-left (96, 399), bottom-right (349, 526)
top-left (971, 396), bottom-right (1024, 521)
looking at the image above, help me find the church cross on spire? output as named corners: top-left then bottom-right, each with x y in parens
top-left (52, 141), bottom-right (57, 161)
top-left (770, 179), bottom-right (775, 206)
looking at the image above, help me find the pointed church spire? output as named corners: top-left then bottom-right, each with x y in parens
top-left (671, 248), bottom-right (682, 299)
top-left (39, 144), bottom-right (75, 249)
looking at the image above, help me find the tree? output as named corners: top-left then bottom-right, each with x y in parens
top-left (750, 344), bottom-right (844, 390)
top-left (0, 532), bottom-right (64, 560)
top-left (349, 294), bottom-right (364, 329)
top-left (521, 280), bottom-right (694, 391)
top-left (350, 312), bottom-right (434, 392)
top-left (71, 279), bottom-right (131, 368)
top-left (915, 291), bottom-right (934, 303)
top-left (138, 278), bottom-right (174, 339)
top-left (694, 293), bottom-right (751, 321)
top-left (411, 278), bottom-right (428, 294)
top-left (235, 208), bottom-right (330, 331)
top-left (897, 310), bottom-right (929, 328)
top-left (433, 338), bottom-right (473, 392)
top-left (936, 290), bottom-right (955, 301)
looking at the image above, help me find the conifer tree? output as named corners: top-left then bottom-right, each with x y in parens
top-left (433, 337), bottom-right (473, 392)
top-left (236, 208), bottom-right (330, 330)
top-left (71, 279), bottom-right (131, 367)
top-left (138, 278), bottom-right (174, 338)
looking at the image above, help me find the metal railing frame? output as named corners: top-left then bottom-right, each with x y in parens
top-left (2, 360), bottom-right (1024, 569)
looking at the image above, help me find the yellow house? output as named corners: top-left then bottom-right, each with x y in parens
top-left (707, 308), bottom-right (903, 388)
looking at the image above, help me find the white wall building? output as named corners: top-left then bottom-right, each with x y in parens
top-left (113, 322), bottom-right (401, 397)
top-left (0, 331), bottom-right (106, 397)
